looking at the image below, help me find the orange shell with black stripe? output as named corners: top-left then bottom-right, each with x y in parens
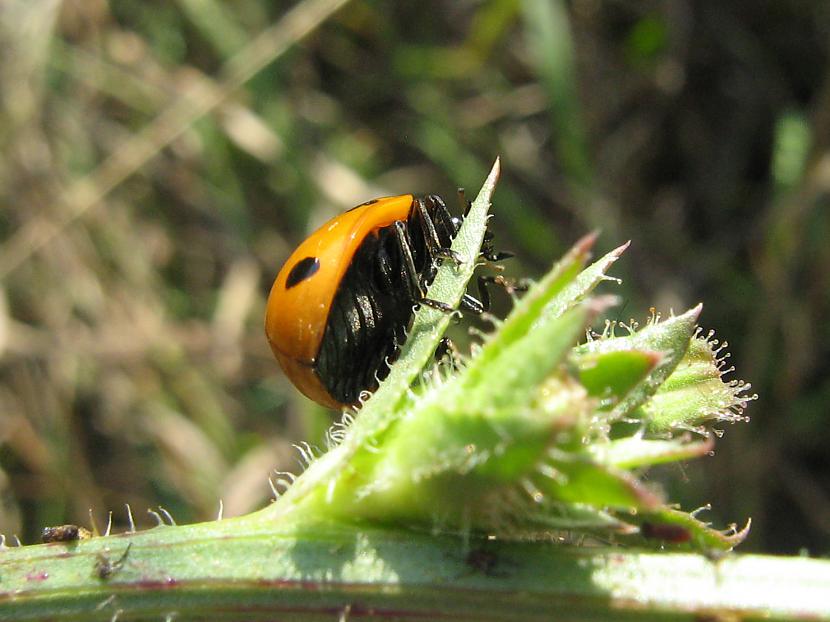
top-left (265, 195), bottom-right (415, 408)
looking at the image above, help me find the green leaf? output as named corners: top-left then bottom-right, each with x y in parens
top-left (576, 306), bottom-right (701, 421)
top-left (629, 506), bottom-right (752, 552)
top-left (640, 332), bottom-right (754, 432)
top-left (312, 305), bottom-right (598, 529)
top-left (539, 239), bottom-right (629, 322)
top-left (587, 435), bottom-right (714, 470)
top-left (573, 349), bottom-right (662, 408)
top-left (461, 233), bottom-right (594, 374)
top-left (450, 302), bottom-right (593, 413)
top-left (519, 501), bottom-right (636, 533)
top-left (453, 233), bottom-right (629, 408)
top-left (542, 452), bottom-right (662, 510)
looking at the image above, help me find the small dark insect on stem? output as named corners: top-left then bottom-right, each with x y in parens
top-left (465, 548), bottom-right (503, 577)
top-left (41, 524), bottom-right (92, 544)
top-left (95, 543), bottom-right (132, 580)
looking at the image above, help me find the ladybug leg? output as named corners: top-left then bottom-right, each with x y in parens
top-left (392, 221), bottom-right (425, 298)
top-left (460, 275), bottom-right (530, 315)
top-left (415, 198), bottom-right (463, 265)
top-left (435, 337), bottom-right (462, 370)
top-left (419, 297), bottom-right (457, 313)
top-left (480, 230), bottom-right (515, 263)
top-left (460, 293), bottom-right (485, 314)
top-left (393, 220), bottom-right (456, 314)
top-left (458, 274), bottom-right (491, 315)
top-left (481, 274), bottom-right (530, 299)
top-left (483, 249), bottom-right (515, 262)
top-left (425, 194), bottom-right (462, 239)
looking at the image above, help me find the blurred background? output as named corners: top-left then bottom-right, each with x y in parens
top-left (1, 0), bottom-right (828, 554)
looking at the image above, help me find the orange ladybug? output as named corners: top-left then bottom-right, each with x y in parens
top-left (265, 193), bottom-right (507, 409)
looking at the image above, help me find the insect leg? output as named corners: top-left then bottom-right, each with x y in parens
top-left (459, 276), bottom-right (493, 315)
top-left (427, 193), bottom-right (463, 238)
top-left (460, 294), bottom-right (484, 314)
top-left (460, 275), bottom-right (531, 314)
top-left (415, 197), bottom-right (462, 264)
top-left (435, 336), bottom-right (462, 370)
top-left (393, 220), bottom-right (455, 314)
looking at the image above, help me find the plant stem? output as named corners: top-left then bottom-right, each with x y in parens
top-left (1, 516), bottom-right (828, 621)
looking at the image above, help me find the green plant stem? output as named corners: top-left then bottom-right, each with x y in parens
top-left (1, 517), bottom-right (829, 621)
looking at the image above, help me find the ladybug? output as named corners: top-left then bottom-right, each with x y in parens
top-left (265, 193), bottom-right (508, 409)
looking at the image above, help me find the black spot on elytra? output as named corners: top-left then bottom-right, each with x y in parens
top-left (285, 256), bottom-right (320, 289)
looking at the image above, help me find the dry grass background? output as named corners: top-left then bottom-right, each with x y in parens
top-left (1, 0), bottom-right (828, 554)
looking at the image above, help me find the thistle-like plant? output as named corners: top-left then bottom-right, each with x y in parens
top-left (6, 160), bottom-right (807, 622)
top-left (265, 158), bottom-right (754, 549)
